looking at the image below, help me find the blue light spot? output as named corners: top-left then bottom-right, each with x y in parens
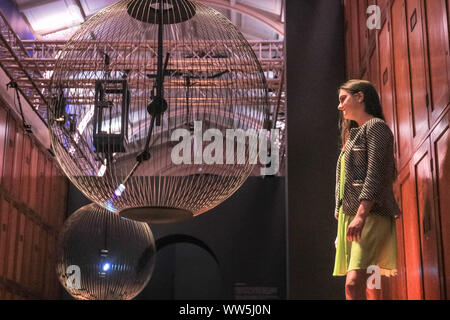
top-left (102, 263), bottom-right (111, 272)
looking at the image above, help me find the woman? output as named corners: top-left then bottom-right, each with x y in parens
top-left (333, 79), bottom-right (401, 300)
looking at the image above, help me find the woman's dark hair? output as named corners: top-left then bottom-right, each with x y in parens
top-left (338, 79), bottom-right (385, 149)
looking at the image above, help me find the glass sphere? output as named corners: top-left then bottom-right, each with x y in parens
top-left (56, 203), bottom-right (156, 300)
top-left (48, 0), bottom-right (269, 223)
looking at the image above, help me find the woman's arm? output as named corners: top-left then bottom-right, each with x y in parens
top-left (346, 200), bottom-right (375, 241)
top-left (358, 121), bottom-right (394, 202)
top-left (347, 121), bottom-right (393, 241)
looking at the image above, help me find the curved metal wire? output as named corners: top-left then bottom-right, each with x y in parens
top-left (48, 0), bottom-right (269, 222)
top-left (55, 203), bottom-right (156, 300)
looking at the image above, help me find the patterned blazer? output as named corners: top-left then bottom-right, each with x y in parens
top-left (334, 118), bottom-right (401, 219)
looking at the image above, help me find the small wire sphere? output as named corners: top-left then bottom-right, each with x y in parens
top-left (55, 203), bottom-right (156, 300)
top-left (48, 0), bottom-right (269, 223)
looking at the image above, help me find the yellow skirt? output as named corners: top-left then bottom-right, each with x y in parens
top-left (333, 209), bottom-right (398, 277)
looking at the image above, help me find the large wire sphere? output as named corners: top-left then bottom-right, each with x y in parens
top-left (48, 0), bottom-right (269, 223)
top-left (55, 203), bottom-right (156, 300)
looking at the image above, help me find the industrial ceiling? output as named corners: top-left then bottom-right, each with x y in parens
top-left (12, 0), bottom-right (285, 40)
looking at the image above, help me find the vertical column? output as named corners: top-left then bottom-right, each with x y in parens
top-left (286, 0), bottom-right (346, 299)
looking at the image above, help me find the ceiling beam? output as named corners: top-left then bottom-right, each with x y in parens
top-left (229, 0), bottom-right (238, 26)
top-left (74, 0), bottom-right (87, 21)
top-left (16, 0), bottom-right (61, 12)
top-left (199, 0), bottom-right (284, 36)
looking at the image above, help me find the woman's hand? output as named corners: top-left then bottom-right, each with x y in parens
top-left (346, 215), bottom-right (366, 242)
top-left (346, 200), bottom-right (373, 242)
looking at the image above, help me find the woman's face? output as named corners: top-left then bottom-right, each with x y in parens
top-left (338, 89), bottom-right (363, 120)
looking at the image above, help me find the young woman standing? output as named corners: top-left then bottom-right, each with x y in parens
top-left (333, 80), bottom-right (401, 300)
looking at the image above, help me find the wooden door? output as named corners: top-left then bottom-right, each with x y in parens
top-left (367, 0), bottom-right (378, 56)
top-left (35, 150), bottom-right (46, 217)
top-left (56, 172), bottom-right (68, 227)
top-left (423, 0), bottom-right (450, 124)
top-left (369, 49), bottom-right (380, 93)
top-left (378, 0), bottom-right (390, 24)
top-left (345, 0), bottom-right (361, 78)
top-left (413, 139), bottom-right (443, 299)
top-left (14, 212), bottom-right (26, 284)
top-left (20, 135), bottom-right (32, 206)
top-left (28, 145), bottom-right (39, 214)
top-left (378, 18), bottom-right (396, 131)
top-left (21, 215), bottom-right (34, 291)
top-left (358, 0), bottom-right (369, 69)
top-left (389, 179), bottom-right (408, 300)
top-left (5, 204), bottom-right (18, 281)
top-left (0, 198), bottom-right (9, 278)
top-left (406, 0), bottom-right (429, 145)
top-left (343, 0), bottom-right (450, 301)
top-left (36, 229), bottom-right (48, 294)
top-left (11, 127), bottom-right (24, 200)
top-left (398, 163), bottom-right (423, 299)
top-left (30, 222), bottom-right (41, 293)
top-left (344, 0), bottom-right (353, 79)
top-left (448, 0), bottom-right (450, 37)
top-left (430, 110), bottom-right (450, 299)
top-left (44, 233), bottom-right (59, 299)
top-left (41, 157), bottom-right (52, 226)
top-left (391, 0), bottom-right (413, 170)
top-left (0, 107), bottom-right (7, 177)
top-left (2, 115), bottom-right (16, 192)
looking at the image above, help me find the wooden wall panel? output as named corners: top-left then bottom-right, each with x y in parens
top-left (378, 20), bottom-right (395, 131)
top-left (367, 0), bottom-right (378, 54)
top-left (19, 135), bottom-right (32, 206)
top-left (388, 178), bottom-right (408, 300)
top-left (391, 0), bottom-right (413, 169)
top-left (362, 69), bottom-right (368, 81)
top-left (11, 127), bottom-right (24, 201)
top-left (0, 101), bottom-right (68, 300)
top-left (345, 0), bottom-right (361, 78)
top-left (398, 165), bottom-right (423, 299)
top-left (56, 173), bottom-right (68, 227)
top-left (5, 204), bottom-right (18, 281)
top-left (369, 49), bottom-right (380, 93)
top-left (391, 217), bottom-right (407, 300)
top-left (37, 229), bottom-right (48, 295)
top-left (28, 145), bottom-right (39, 214)
top-left (14, 212), bottom-right (26, 284)
top-left (0, 108), bottom-right (7, 177)
top-left (35, 151), bottom-right (46, 220)
top-left (431, 110), bottom-right (450, 299)
top-left (2, 118), bottom-right (16, 192)
top-left (358, 0), bottom-right (369, 70)
top-left (344, 0), bottom-right (450, 300)
top-left (413, 140), bottom-right (443, 299)
top-left (378, 0), bottom-right (390, 24)
top-left (44, 233), bottom-right (59, 299)
top-left (21, 215), bottom-right (34, 290)
top-left (0, 199), bottom-right (9, 278)
top-left (423, 0), bottom-right (450, 124)
top-left (406, 0), bottom-right (429, 144)
top-left (344, 1), bottom-right (354, 79)
top-left (448, 0), bottom-right (450, 35)
top-left (49, 164), bottom-right (67, 229)
top-left (41, 157), bottom-right (52, 226)
top-left (30, 222), bottom-right (41, 293)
